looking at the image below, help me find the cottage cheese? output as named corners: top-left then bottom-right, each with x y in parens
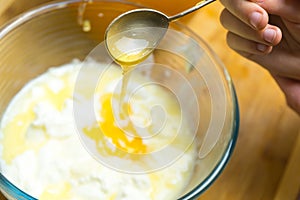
top-left (0, 60), bottom-right (197, 200)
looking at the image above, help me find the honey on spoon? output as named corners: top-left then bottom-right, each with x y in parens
top-left (104, 0), bottom-right (215, 72)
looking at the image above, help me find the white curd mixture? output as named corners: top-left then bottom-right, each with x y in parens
top-left (0, 60), bottom-right (197, 200)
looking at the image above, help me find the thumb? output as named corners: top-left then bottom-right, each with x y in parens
top-left (258, 0), bottom-right (300, 23)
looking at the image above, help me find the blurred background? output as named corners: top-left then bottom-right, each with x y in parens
top-left (0, 0), bottom-right (299, 199)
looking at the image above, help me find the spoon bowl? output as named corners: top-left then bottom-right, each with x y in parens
top-left (104, 9), bottom-right (169, 67)
top-left (105, 0), bottom-right (215, 66)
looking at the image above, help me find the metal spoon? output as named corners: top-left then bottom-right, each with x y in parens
top-left (105, 0), bottom-right (215, 67)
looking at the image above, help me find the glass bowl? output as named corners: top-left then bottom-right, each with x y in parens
top-left (0, 0), bottom-right (239, 199)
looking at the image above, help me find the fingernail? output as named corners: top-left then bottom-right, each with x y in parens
top-left (257, 43), bottom-right (268, 52)
top-left (250, 12), bottom-right (262, 29)
top-left (263, 28), bottom-right (276, 43)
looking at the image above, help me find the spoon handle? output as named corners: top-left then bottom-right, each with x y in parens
top-left (168, 0), bottom-right (216, 21)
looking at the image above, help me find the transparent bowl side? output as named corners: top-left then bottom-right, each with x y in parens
top-left (0, 173), bottom-right (35, 200)
top-left (0, 1), bottom-right (239, 199)
top-left (156, 23), bottom-right (239, 199)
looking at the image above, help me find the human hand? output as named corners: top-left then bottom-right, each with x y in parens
top-left (219, 0), bottom-right (300, 114)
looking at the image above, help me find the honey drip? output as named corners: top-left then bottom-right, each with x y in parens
top-left (78, 0), bottom-right (93, 32)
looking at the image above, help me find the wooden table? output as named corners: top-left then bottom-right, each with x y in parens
top-left (0, 1), bottom-right (299, 200)
top-left (187, 3), bottom-right (300, 200)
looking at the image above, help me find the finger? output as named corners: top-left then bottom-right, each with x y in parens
top-left (219, 0), bottom-right (269, 30)
top-left (258, 0), bottom-right (300, 44)
top-left (258, 0), bottom-right (300, 23)
top-left (281, 19), bottom-right (300, 45)
top-left (220, 9), bottom-right (282, 46)
top-left (226, 32), bottom-right (273, 55)
top-left (247, 48), bottom-right (300, 80)
top-left (271, 74), bottom-right (300, 115)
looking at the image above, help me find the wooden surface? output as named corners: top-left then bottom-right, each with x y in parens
top-left (187, 3), bottom-right (300, 200)
top-left (0, 1), bottom-right (300, 200)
